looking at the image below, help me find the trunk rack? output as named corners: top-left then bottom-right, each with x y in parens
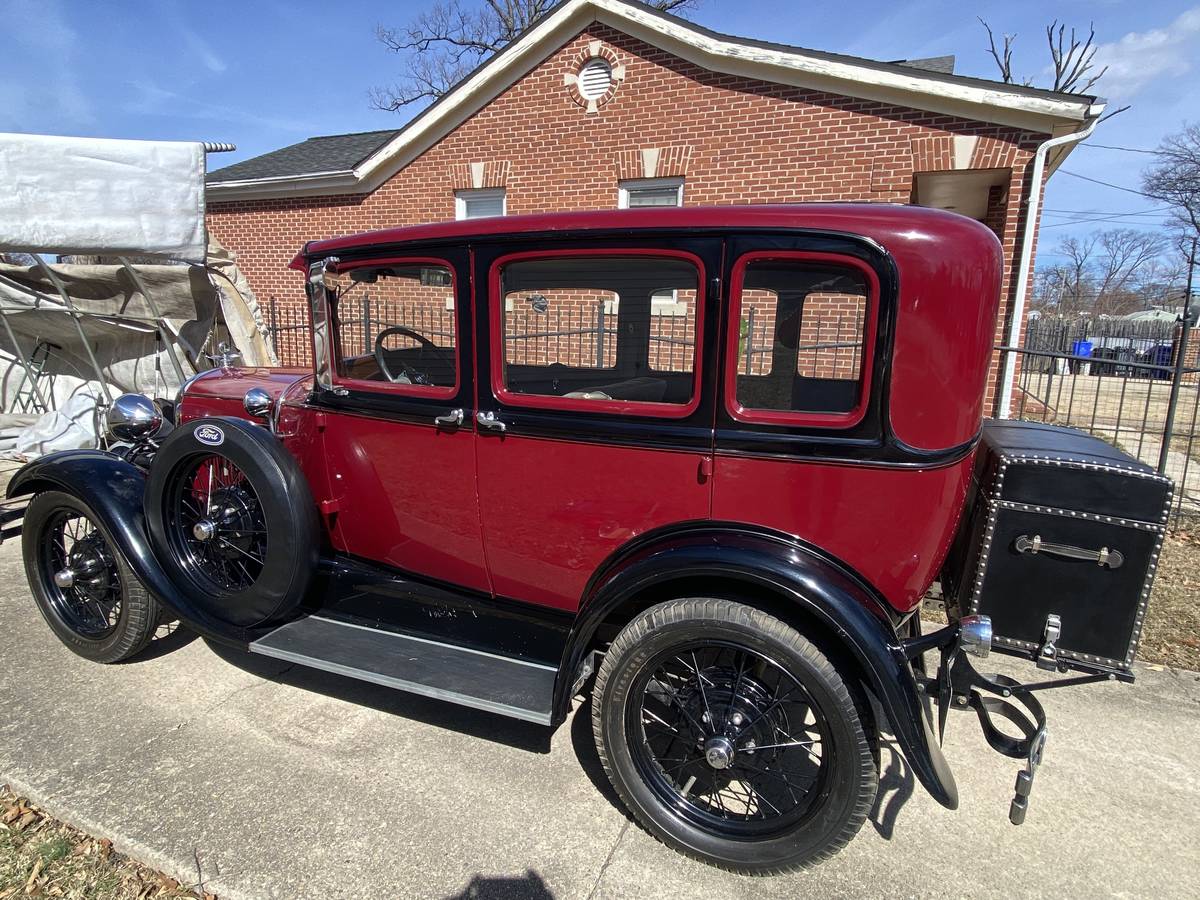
top-left (903, 617), bottom-right (1115, 825)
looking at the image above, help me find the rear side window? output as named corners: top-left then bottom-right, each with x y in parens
top-left (492, 252), bottom-right (703, 417)
top-left (727, 253), bottom-right (876, 426)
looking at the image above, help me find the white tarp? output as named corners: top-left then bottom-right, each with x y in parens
top-left (0, 239), bottom-right (277, 420)
top-left (0, 133), bottom-right (206, 263)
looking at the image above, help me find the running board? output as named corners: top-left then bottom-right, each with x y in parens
top-left (250, 615), bottom-right (557, 725)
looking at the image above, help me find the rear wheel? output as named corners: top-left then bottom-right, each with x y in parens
top-left (22, 491), bottom-right (158, 663)
top-left (592, 597), bottom-right (877, 874)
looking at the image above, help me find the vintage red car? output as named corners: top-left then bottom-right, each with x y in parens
top-left (10, 205), bottom-right (1171, 873)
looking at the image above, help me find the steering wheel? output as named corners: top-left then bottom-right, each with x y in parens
top-left (374, 326), bottom-right (453, 385)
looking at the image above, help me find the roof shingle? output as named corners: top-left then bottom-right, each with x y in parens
top-left (206, 129), bottom-right (401, 184)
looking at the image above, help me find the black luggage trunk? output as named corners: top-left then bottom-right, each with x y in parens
top-left (952, 421), bottom-right (1173, 678)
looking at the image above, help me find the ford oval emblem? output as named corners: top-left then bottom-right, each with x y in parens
top-left (195, 423), bottom-right (225, 447)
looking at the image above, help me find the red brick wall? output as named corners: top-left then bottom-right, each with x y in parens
top-left (208, 22), bottom-right (1046, 413)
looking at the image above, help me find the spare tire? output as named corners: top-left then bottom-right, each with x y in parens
top-left (144, 417), bottom-right (319, 627)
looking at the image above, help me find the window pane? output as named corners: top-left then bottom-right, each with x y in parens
top-left (735, 260), bottom-right (868, 414)
top-left (626, 187), bottom-right (680, 207)
top-left (500, 256), bottom-right (698, 405)
top-left (458, 189), bottom-right (505, 219)
top-left (331, 264), bottom-right (456, 389)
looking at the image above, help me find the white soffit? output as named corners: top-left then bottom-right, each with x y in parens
top-left (209, 0), bottom-right (1100, 200)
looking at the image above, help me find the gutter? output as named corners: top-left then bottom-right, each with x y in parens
top-left (996, 105), bottom-right (1105, 418)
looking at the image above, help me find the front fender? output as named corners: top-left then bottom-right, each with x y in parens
top-left (559, 523), bottom-right (958, 810)
top-left (7, 450), bottom-right (251, 644)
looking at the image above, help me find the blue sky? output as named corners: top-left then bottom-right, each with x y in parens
top-left (3, 0), bottom-right (1198, 263)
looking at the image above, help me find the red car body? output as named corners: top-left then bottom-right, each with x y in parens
top-left (182, 204), bottom-right (1001, 614)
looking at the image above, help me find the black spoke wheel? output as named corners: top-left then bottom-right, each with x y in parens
top-left (163, 455), bottom-right (268, 594)
top-left (144, 417), bottom-right (319, 628)
top-left (630, 641), bottom-right (831, 838)
top-left (593, 598), bottom-right (878, 875)
top-left (22, 491), bottom-right (159, 663)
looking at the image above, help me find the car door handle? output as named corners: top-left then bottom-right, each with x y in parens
top-left (476, 411), bottom-right (506, 433)
top-left (434, 408), bottom-right (463, 428)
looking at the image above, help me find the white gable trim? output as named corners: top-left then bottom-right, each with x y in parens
top-left (209, 0), bottom-right (1102, 201)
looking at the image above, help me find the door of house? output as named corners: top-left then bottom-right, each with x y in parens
top-left (471, 237), bottom-right (723, 612)
top-left (314, 248), bottom-right (490, 595)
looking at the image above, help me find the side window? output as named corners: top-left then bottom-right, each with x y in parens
top-left (494, 253), bottom-right (701, 415)
top-left (728, 254), bottom-right (875, 425)
top-left (329, 261), bottom-right (457, 396)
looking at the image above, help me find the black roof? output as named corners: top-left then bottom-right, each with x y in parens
top-left (895, 55), bottom-right (956, 75)
top-left (206, 129), bottom-right (400, 184)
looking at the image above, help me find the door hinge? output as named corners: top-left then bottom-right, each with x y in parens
top-left (698, 457), bottom-right (713, 481)
top-left (319, 498), bottom-right (341, 515)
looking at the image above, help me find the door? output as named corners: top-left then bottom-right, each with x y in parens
top-left (472, 238), bottom-right (723, 611)
top-left (313, 248), bottom-right (489, 594)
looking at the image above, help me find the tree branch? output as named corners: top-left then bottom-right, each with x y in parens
top-left (371, 0), bottom-right (701, 111)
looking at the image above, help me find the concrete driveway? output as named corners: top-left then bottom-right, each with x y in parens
top-left (1, 542), bottom-right (1198, 900)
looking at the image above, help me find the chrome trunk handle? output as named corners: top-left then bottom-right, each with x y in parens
top-left (1015, 534), bottom-right (1124, 569)
top-left (434, 408), bottom-right (464, 428)
top-left (476, 410), bottom-right (506, 433)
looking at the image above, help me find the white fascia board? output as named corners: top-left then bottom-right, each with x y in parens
top-left (207, 170), bottom-right (357, 201)
top-left (217, 0), bottom-right (1099, 201)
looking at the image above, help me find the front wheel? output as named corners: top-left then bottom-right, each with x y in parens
top-left (592, 598), bottom-right (877, 874)
top-left (21, 491), bottom-right (159, 663)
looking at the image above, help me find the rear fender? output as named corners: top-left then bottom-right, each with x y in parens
top-left (559, 523), bottom-right (958, 809)
top-left (7, 450), bottom-right (253, 644)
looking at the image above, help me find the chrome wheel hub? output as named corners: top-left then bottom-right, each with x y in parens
top-left (703, 736), bottom-right (736, 770)
top-left (192, 519), bottom-right (217, 542)
top-left (53, 567), bottom-right (75, 589)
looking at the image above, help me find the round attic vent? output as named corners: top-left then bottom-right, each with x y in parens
top-left (577, 57), bottom-right (614, 100)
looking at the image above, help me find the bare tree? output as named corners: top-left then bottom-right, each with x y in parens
top-left (978, 18), bottom-right (1128, 118)
top-left (372, 0), bottom-right (701, 111)
top-left (1142, 124), bottom-right (1200, 240)
top-left (1034, 229), bottom-right (1175, 317)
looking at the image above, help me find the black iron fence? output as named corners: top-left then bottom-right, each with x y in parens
top-left (1007, 316), bottom-right (1200, 525)
top-left (265, 295), bottom-right (864, 378)
top-left (266, 298), bottom-right (1199, 524)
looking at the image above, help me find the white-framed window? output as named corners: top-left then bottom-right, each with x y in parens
top-left (618, 177), bottom-right (684, 209)
top-left (455, 187), bottom-right (506, 220)
top-left (618, 178), bottom-right (685, 312)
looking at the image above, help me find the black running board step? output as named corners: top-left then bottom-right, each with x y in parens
top-left (250, 615), bottom-right (556, 725)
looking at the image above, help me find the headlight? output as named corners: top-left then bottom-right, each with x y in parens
top-left (105, 393), bottom-right (163, 442)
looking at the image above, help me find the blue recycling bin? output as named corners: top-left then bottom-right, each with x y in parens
top-left (1069, 340), bottom-right (1093, 374)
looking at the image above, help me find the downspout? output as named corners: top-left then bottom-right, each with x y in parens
top-left (997, 106), bottom-right (1105, 418)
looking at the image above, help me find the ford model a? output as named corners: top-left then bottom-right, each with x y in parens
top-left (10, 206), bottom-right (1171, 873)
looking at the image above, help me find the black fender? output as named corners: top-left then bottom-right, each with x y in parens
top-left (7, 450), bottom-right (255, 645)
top-left (556, 522), bottom-right (958, 810)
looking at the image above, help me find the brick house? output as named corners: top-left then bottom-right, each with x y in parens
top-left (205, 0), bottom-right (1105, 410)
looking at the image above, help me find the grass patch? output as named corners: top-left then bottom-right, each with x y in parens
top-left (0, 786), bottom-right (213, 899)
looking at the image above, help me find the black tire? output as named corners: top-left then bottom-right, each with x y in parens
top-left (22, 491), bottom-right (159, 663)
top-left (592, 598), bottom-right (877, 875)
top-left (144, 417), bottom-right (318, 628)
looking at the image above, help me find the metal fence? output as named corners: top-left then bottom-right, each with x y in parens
top-left (1006, 316), bottom-right (1200, 526)
top-left (266, 297), bottom-right (1200, 525)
